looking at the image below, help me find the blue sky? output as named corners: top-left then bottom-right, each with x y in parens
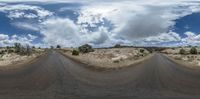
top-left (0, 0), bottom-right (200, 47)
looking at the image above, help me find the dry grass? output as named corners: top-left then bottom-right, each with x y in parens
top-left (0, 48), bottom-right (45, 66)
top-left (61, 48), bottom-right (151, 69)
top-left (163, 47), bottom-right (200, 67)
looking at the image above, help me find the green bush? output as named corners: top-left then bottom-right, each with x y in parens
top-left (7, 49), bottom-right (14, 53)
top-left (78, 44), bottom-right (94, 53)
top-left (5, 46), bottom-right (14, 54)
top-left (0, 50), bottom-right (5, 55)
top-left (190, 47), bottom-right (198, 54)
top-left (179, 48), bottom-right (186, 55)
top-left (114, 44), bottom-right (122, 48)
top-left (139, 49), bottom-right (145, 53)
top-left (72, 49), bottom-right (79, 56)
top-left (14, 43), bottom-right (21, 53)
top-left (14, 43), bottom-right (32, 55)
top-left (50, 46), bottom-right (54, 49)
top-left (56, 45), bottom-right (61, 49)
top-left (113, 60), bottom-right (120, 63)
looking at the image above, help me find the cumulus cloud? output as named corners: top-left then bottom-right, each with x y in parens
top-left (11, 22), bottom-right (40, 31)
top-left (144, 31), bottom-right (181, 42)
top-left (0, 33), bottom-right (39, 47)
top-left (79, 1), bottom-right (200, 38)
top-left (1, 0), bottom-right (200, 47)
top-left (76, 0), bottom-right (200, 46)
top-left (0, 34), bottom-right (9, 41)
top-left (40, 18), bottom-right (81, 47)
top-left (0, 4), bottom-right (53, 19)
top-left (141, 31), bottom-right (200, 46)
top-left (182, 31), bottom-right (200, 45)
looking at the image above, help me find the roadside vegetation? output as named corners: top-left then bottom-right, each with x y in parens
top-left (162, 46), bottom-right (200, 67)
top-left (60, 44), bottom-right (151, 69)
top-left (0, 43), bottom-right (45, 66)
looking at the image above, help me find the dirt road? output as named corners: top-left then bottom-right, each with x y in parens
top-left (0, 50), bottom-right (200, 99)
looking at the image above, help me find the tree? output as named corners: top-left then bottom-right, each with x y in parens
top-left (50, 46), bottom-right (54, 49)
top-left (26, 44), bottom-right (32, 56)
top-left (114, 44), bottom-right (121, 48)
top-left (56, 45), bottom-right (61, 49)
top-left (32, 46), bottom-right (35, 49)
top-left (14, 43), bottom-right (21, 53)
top-left (72, 49), bottom-right (79, 56)
top-left (14, 43), bottom-right (32, 55)
top-left (179, 48), bottom-right (186, 55)
top-left (78, 44), bottom-right (94, 53)
top-left (6, 46), bottom-right (14, 53)
top-left (139, 49), bottom-right (145, 53)
top-left (190, 47), bottom-right (198, 54)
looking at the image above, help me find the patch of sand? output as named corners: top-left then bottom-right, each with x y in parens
top-left (0, 49), bottom-right (45, 67)
top-left (61, 48), bottom-right (151, 69)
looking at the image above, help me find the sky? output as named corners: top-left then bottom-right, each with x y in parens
top-left (0, 0), bottom-right (200, 47)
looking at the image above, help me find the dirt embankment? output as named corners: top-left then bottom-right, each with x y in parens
top-left (60, 48), bottom-right (152, 70)
top-left (162, 47), bottom-right (200, 69)
top-left (0, 48), bottom-right (46, 68)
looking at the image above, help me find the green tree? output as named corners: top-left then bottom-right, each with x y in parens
top-left (56, 45), bottom-right (61, 49)
top-left (14, 43), bottom-right (21, 53)
top-left (114, 44), bottom-right (121, 48)
top-left (179, 48), bottom-right (186, 55)
top-left (78, 44), bottom-right (94, 53)
top-left (50, 46), bottom-right (54, 49)
top-left (72, 49), bottom-right (79, 56)
top-left (190, 47), bottom-right (198, 54)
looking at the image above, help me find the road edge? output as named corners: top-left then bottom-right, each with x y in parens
top-left (163, 54), bottom-right (200, 70)
top-left (58, 50), bottom-right (154, 71)
top-left (0, 50), bottom-right (49, 70)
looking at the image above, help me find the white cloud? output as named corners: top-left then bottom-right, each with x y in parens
top-left (0, 4), bottom-right (53, 19)
top-left (141, 31), bottom-right (200, 46)
top-left (40, 17), bottom-right (112, 47)
top-left (0, 33), bottom-right (38, 47)
top-left (69, 0), bottom-right (200, 46)
top-left (182, 31), bottom-right (200, 46)
top-left (12, 22), bottom-right (40, 31)
top-left (0, 34), bottom-right (9, 40)
top-left (40, 18), bottom-right (81, 47)
top-left (144, 31), bottom-right (181, 42)
top-left (28, 34), bottom-right (37, 40)
top-left (184, 31), bottom-right (196, 37)
top-left (1, 1), bottom-right (200, 47)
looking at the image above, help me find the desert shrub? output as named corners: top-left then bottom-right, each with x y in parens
top-left (0, 50), bottom-right (5, 55)
top-left (72, 49), bottom-right (79, 56)
top-left (56, 45), bottom-right (61, 49)
top-left (190, 47), bottom-right (198, 54)
top-left (179, 48), bottom-right (186, 55)
top-left (14, 43), bottom-right (32, 55)
top-left (50, 46), bottom-right (54, 49)
top-left (113, 60), bottom-right (120, 63)
top-left (139, 49), bottom-right (145, 53)
top-left (5, 46), bottom-right (14, 53)
top-left (114, 44), bottom-right (122, 48)
top-left (78, 44), bottom-right (94, 53)
top-left (14, 43), bottom-right (21, 53)
top-left (7, 49), bottom-right (14, 53)
top-left (25, 44), bottom-right (32, 56)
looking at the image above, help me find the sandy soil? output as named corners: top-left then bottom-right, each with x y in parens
top-left (162, 47), bottom-right (200, 68)
top-left (0, 49), bottom-right (45, 67)
top-left (61, 48), bottom-right (151, 69)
